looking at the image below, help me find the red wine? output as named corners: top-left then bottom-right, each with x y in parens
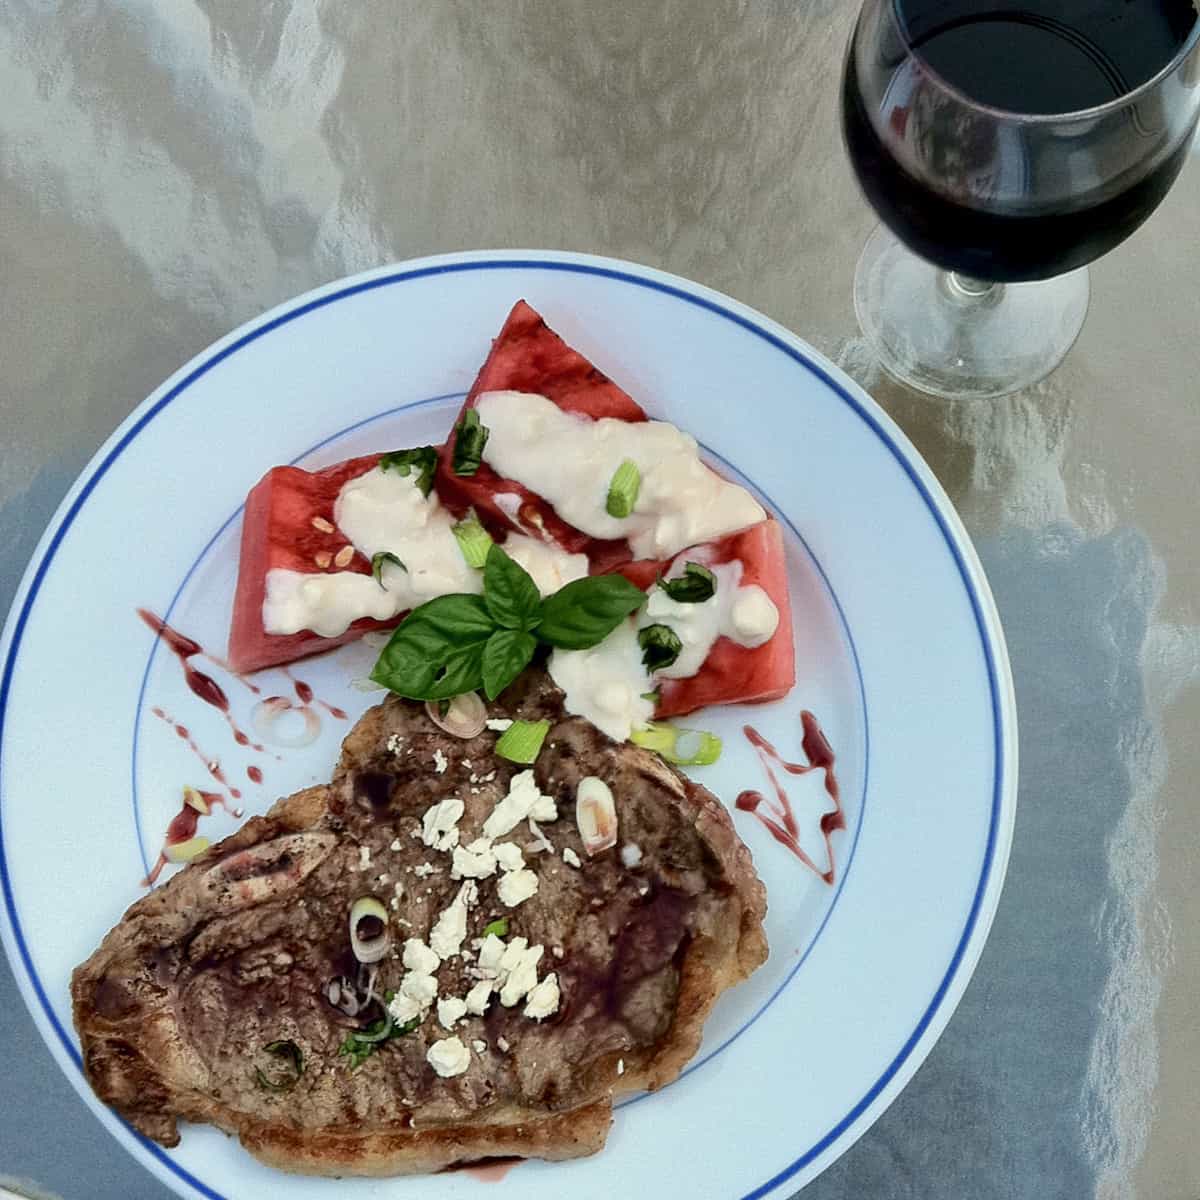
top-left (842, 2), bottom-right (1198, 280)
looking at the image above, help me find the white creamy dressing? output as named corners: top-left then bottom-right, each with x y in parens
top-left (474, 390), bottom-right (766, 560)
top-left (548, 557), bottom-right (780, 741)
top-left (261, 468), bottom-right (584, 637)
top-left (547, 620), bottom-right (655, 743)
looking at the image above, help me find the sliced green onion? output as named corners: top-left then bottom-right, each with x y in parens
top-left (452, 409), bottom-right (490, 476)
top-left (657, 562), bottom-right (717, 604)
top-left (338, 1016), bottom-right (419, 1070)
top-left (164, 836), bottom-right (210, 864)
top-left (482, 917), bottom-right (509, 938)
top-left (605, 459), bottom-right (640, 518)
top-left (255, 1039), bottom-right (304, 1092)
top-left (371, 551), bottom-right (406, 588)
top-left (638, 624), bottom-right (682, 672)
top-left (349, 896), bottom-right (390, 964)
top-left (452, 513), bottom-right (494, 568)
top-left (631, 721), bottom-right (722, 766)
top-left (640, 689), bottom-right (661, 704)
top-left (495, 718), bottom-right (550, 764)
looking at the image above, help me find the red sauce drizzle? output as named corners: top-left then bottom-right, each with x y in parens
top-left (138, 610), bottom-right (266, 749)
top-left (141, 787), bottom-right (234, 886)
top-left (445, 1159), bottom-right (521, 1183)
top-left (283, 668), bottom-right (348, 721)
top-left (736, 711), bottom-right (843, 885)
top-left (149, 707), bottom-right (243, 802)
top-left (247, 765), bottom-right (263, 784)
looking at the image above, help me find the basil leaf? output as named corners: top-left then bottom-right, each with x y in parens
top-left (535, 574), bottom-right (647, 650)
top-left (657, 562), bottom-right (716, 604)
top-left (370, 595), bottom-right (495, 699)
top-left (371, 551), bottom-right (406, 588)
top-left (483, 545), bottom-right (542, 631)
top-left (482, 628), bottom-right (537, 701)
top-left (638, 624), bottom-right (683, 671)
top-left (379, 446), bottom-right (439, 496)
top-left (452, 409), bottom-right (489, 476)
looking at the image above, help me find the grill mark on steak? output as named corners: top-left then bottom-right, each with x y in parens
top-left (71, 669), bottom-right (768, 1171)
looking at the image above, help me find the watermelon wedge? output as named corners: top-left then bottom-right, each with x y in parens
top-left (618, 520), bottom-right (796, 717)
top-left (227, 454), bottom-right (394, 673)
top-left (436, 299), bottom-right (646, 570)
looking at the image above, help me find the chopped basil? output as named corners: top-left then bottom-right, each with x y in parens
top-left (371, 551), bottom-right (406, 588)
top-left (605, 459), bottom-right (641, 518)
top-left (338, 1014), bottom-right (419, 1070)
top-left (631, 721), bottom-right (722, 766)
top-left (255, 1039), bottom-right (304, 1092)
top-left (379, 446), bottom-right (439, 496)
top-left (483, 545), bottom-right (541, 631)
top-left (482, 918), bottom-right (509, 938)
top-left (452, 512), bottom-right (494, 569)
top-left (495, 719), bottom-right (551, 764)
top-left (482, 628), bottom-right (537, 701)
top-left (657, 562), bottom-right (717, 604)
top-left (638, 624), bottom-right (683, 672)
top-left (452, 409), bottom-right (489, 476)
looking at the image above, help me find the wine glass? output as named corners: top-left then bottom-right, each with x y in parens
top-left (841, 0), bottom-right (1200, 399)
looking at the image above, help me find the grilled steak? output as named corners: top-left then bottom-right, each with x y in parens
top-left (72, 671), bottom-right (768, 1176)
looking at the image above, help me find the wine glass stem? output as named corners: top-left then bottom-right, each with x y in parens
top-left (942, 271), bottom-right (1003, 305)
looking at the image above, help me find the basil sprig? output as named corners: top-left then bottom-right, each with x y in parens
top-left (379, 446), bottom-right (438, 496)
top-left (371, 551), bottom-right (406, 588)
top-left (370, 545), bottom-right (646, 702)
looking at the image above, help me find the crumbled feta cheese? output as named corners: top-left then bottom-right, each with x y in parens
top-left (387, 992), bottom-right (422, 1025)
top-left (402, 937), bottom-right (441, 975)
top-left (486, 718), bottom-right (514, 732)
top-left (412, 862), bottom-right (439, 878)
top-left (433, 748), bottom-right (449, 774)
top-left (617, 1058), bottom-right (625, 1076)
top-left (452, 837), bottom-right (498, 879)
top-left (499, 943), bottom-right (544, 1006)
top-left (526, 818), bottom-right (553, 854)
top-left (358, 845), bottom-right (371, 869)
top-left (472, 1039), bottom-right (488, 1054)
top-left (483, 770), bottom-right (555, 839)
top-left (498, 869), bottom-right (539, 907)
top-left (477, 934), bottom-right (508, 976)
top-left (421, 797), bottom-right (464, 852)
top-left (437, 996), bottom-right (468, 1030)
top-left (389, 838), bottom-right (403, 851)
top-left (523, 972), bottom-right (560, 1020)
top-left (497, 1036), bottom-right (510, 1053)
top-left (387, 734), bottom-right (403, 754)
top-left (399, 971), bottom-right (439, 1007)
top-left (620, 843), bottom-right (643, 868)
top-left (493, 841), bottom-right (525, 873)
top-left (427, 1036), bottom-right (471, 1078)
top-left (465, 979), bottom-right (495, 1015)
top-left (530, 792), bottom-right (558, 822)
top-left (497, 936), bottom-right (528, 974)
top-left (429, 881), bottom-right (477, 959)
top-left (562, 847), bottom-right (582, 868)
top-left (552, 946), bottom-right (564, 959)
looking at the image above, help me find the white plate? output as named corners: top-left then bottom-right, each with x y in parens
top-left (0, 251), bottom-right (1016, 1200)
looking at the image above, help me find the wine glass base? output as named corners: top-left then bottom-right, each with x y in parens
top-left (853, 226), bottom-right (1090, 400)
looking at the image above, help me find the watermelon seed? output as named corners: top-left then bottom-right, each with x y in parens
top-left (334, 545), bottom-right (355, 568)
top-left (311, 516), bottom-right (335, 534)
top-left (314, 551), bottom-right (333, 569)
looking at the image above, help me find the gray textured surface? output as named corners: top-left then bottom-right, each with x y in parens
top-left (1, 2), bottom-right (1198, 1198)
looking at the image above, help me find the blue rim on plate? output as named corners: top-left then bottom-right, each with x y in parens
top-left (0, 254), bottom-right (1012, 1200)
